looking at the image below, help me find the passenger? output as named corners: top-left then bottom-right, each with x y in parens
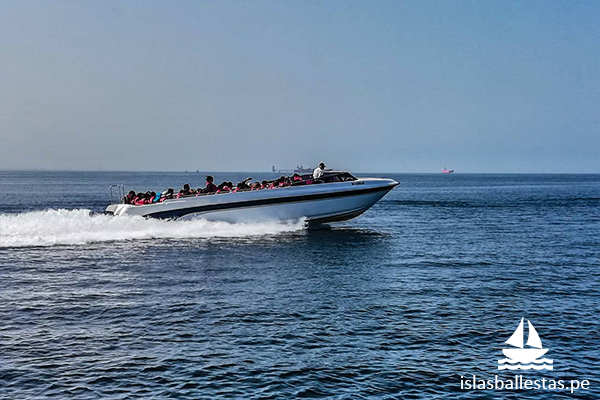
top-left (202, 175), bottom-right (218, 193)
top-left (278, 176), bottom-right (290, 187)
top-left (132, 192), bottom-right (143, 205)
top-left (261, 180), bottom-right (268, 189)
top-left (149, 191), bottom-right (157, 203)
top-left (292, 173), bottom-right (303, 182)
top-left (134, 192), bottom-right (147, 205)
top-left (236, 177), bottom-right (253, 190)
top-left (251, 182), bottom-right (261, 191)
top-left (180, 183), bottom-right (192, 196)
top-left (313, 162), bottom-right (326, 179)
top-left (159, 188), bottom-right (175, 202)
top-left (143, 191), bottom-right (153, 204)
top-left (123, 190), bottom-right (136, 204)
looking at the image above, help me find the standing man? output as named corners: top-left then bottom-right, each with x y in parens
top-left (313, 162), bottom-right (326, 179)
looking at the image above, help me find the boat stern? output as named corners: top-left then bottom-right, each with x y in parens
top-left (105, 203), bottom-right (137, 216)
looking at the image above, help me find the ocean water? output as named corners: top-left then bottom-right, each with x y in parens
top-left (1, 171), bottom-right (599, 399)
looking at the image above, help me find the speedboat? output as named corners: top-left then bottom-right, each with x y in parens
top-left (105, 171), bottom-right (398, 223)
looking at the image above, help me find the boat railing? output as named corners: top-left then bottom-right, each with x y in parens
top-left (109, 184), bottom-right (125, 204)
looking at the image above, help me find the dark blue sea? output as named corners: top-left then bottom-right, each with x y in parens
top-left (1, 171), bottom-right (599, 399)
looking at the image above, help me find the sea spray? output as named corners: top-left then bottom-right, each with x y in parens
top-left (0, 209), bottom-right (306, 247)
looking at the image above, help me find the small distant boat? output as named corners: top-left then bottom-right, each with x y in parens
top-left (441, 168), bottom-right (454, 173)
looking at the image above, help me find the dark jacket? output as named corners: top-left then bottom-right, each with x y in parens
top-left (204, 182), bottom-right (218, 193)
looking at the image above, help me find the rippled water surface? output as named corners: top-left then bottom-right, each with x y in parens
top-left (1, 172), bottom-right (599, 399)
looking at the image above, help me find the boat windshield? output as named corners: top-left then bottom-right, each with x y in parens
top-left (320, 171), bottom-right (358, 183)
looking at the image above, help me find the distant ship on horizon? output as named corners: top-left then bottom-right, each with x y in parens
top-left (294, 165), bottom-right (313, 173)
top-left (442, 167), bottom-right (454, 173)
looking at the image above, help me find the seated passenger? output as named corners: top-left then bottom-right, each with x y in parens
top-left (123, 190), bottom-right (136, 204)
top-left (292, 173), bottom-right (303, 182)
top-left (134, 192), bottom-right (147, 205)
top-left (217, 181), bottom-right (229, 192)
top-left (203, 175), bottom-right (218, 193)
top-left (143, 191), bottom-right (153, 204)
top-left (159, 188), bottom-right (175, 202)
top-left (279, 177), bottom-right (291, 187)
top-left (236, 177), bottom-right (253, 190)
top-left (180, 183), bottom-right (192, 196)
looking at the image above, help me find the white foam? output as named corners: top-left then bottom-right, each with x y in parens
top-left (0, 209), bottom-right (306, 248)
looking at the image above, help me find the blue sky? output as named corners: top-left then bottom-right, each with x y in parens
top-left (0, 0), bottom-right (598, 172)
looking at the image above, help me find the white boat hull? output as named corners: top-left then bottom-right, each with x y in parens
top-left (105, 178), bottom-right (398, 223)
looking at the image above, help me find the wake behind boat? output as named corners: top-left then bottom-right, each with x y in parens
top-left (105, 171), bottom-right (398, 223)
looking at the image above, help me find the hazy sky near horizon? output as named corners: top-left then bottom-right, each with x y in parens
top-left (1, 0), bottom-right (598, 173)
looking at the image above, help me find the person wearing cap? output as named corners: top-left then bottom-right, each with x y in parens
top-left (313, 162), bottom-right (326, 179)
top-left (203, 175), bottom-right (218, 193)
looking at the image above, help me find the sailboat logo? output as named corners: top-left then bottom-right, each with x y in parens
top-left (498, 317), bottom-right (553, 370)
